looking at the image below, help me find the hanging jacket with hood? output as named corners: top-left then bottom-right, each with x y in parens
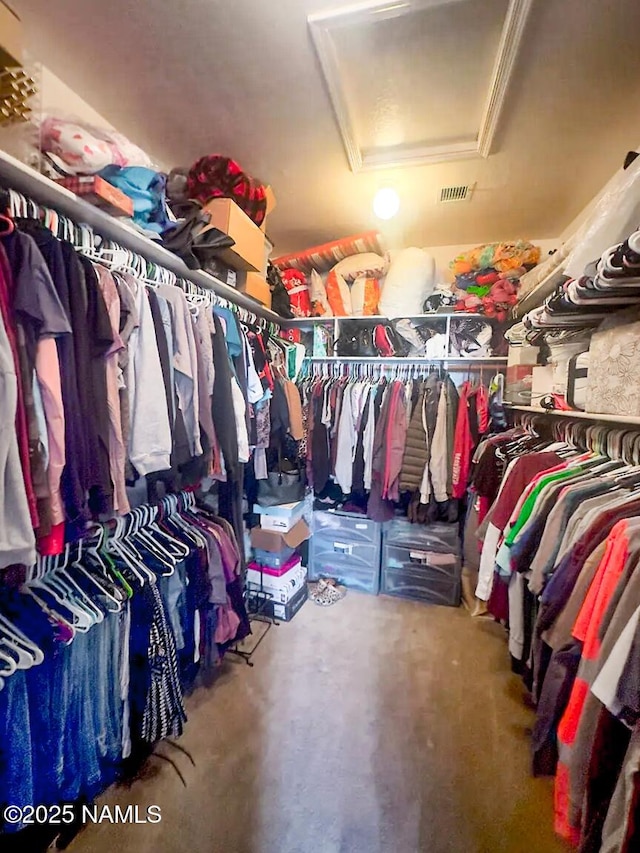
top-left (400, 374), bottom-right (441, 492)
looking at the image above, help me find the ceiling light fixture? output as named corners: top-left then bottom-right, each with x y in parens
top-left (373, 188), bottom-right (400, 220)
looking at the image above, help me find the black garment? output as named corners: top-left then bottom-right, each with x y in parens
top-left (311, 384), bottom-right (330, 494)
top-left (579, 709), bottom-right (631, 853)
top-left (269, 378), bottom-right (291, 452)
top-left (220, 577), bottom-right (251, 648)
top-left (18, 223), bottom-right (88, 534)
top-left (211, 312), bottom-right (239, 476)
top-left (211, 312), bottom-right (245, 562)
top-left (60, 241), bottom-right (91, 533)
top-left (79, 256), bottom-right (114, 516)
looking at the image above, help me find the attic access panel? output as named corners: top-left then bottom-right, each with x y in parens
top-left (309, 0), bottom-right (533, 171)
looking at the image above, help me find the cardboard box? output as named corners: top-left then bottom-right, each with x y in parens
top-left (240, 272), bottom-right (271, 309)
top-left (250, 518), bottom-right (310, 553)
top-left (202, 198), bottom-right (267, 272)
top-left (260, 185), bottom-right (277, 233)
top-left (56, 175), bottom-right (134, 217)
top-left (263, 583), bottom-right (308, 622)
top-left (0, 2), bottom-right (23, 67)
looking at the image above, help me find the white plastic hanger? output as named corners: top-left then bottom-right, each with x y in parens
top-left (0, 614), bottom-right (44, 666)
top-left (0, 649), bottom-right (17, 677)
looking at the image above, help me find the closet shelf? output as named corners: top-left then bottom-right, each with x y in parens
top-left (306, 356), bottom-right (508, 363)
top-left (0, 149), bottom-right (283, 324)
top-left (506, 404), bottom-right (640, 426)
top-left (286, 313), bottom-right (506, 326)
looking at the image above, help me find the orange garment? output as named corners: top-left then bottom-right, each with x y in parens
top-left (283, 380), bottom-right (303, 441)
top-left (554, 520), bottom-right (631, 843)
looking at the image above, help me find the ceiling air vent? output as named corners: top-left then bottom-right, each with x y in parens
top-left (438, 184), bottom-right (474, 204)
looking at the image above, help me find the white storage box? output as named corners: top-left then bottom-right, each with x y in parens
top-left (246, 561), bottom-right (307, 604)
top-left (253, 500), bottom-right (305, 518)
top-left (259, 509), bottom-right (305, 533)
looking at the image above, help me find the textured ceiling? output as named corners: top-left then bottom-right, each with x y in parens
top-left (9, 0), bottom-right (640, 254)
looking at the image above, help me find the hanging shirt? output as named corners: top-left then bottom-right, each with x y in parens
top-left (230, 376), bottom-right (250, 464)
top-left (335, 383), bottom-right (356, 494)
top-left (158, 285), bottom-right (202, 459)
top-left (430, 381), bottom-right (449, 503)
top-left (0, 304), bottom-right (36, 568)
top-left (95, 265), bottom-right (128, 514)
top-left (126, 277), bottom-right (172, 475)
top-left (451, 381), bottom-right (474, 499)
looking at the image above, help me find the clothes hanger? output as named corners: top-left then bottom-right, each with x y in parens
top-left (27, 578), bottom-right (92, 632)
top-left (0, 622), bottom-right (39, 669)
top-left (107, 514), bottom-right (154, 586)
top-left (36, 545), bottom-right (101, 628)
top-left (71, 540), bottom-right (124, 614)
top-left (0, 649), bottom-right (17, 678)
top-left (85, 523), bottom-right (134, 599)
top-left (0, 614), bottom-right (44, 665)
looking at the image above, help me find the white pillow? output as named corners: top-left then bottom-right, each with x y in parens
top-left (332, 252), bottom-right (388, 283)
top-left (379, 248), bottom-right (435, 318)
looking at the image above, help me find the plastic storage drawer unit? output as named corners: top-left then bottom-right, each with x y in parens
top-left (383, 518), bottom-right (460, 553)
top-left (381, 520), bottom-right (461, 606)
top-left (309, 511), bottom-right (382, 594)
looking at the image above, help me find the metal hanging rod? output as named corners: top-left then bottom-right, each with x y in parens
top-left (286, 313), bottom-right (506, 326)
top-left (306, 356), bottom-right (508, 363)
top-left (0, 149), bottom-right (282, 325)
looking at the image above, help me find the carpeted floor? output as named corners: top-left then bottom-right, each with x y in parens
top-left (68, 593), bottom-right (569, 853)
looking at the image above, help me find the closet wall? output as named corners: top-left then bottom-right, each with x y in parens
top-left (40, 67), bottom-right (113, 129)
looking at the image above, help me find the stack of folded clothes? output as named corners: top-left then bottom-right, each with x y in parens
top-left (445, 241), bottom-right (541, 319)
top-left (524, 228), bottom-right (640, 330)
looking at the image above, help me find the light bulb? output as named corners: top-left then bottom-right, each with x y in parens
top-left (373, 188), bottom-right (400, 220)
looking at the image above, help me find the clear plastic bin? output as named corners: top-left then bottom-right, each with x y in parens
top-left (312, 510), bottom-right (381, 545)
top-left (309, 510), bottom-right (382, 594)
top-left (381, 566), bottom-right (460, 606)
top-left (383, 518), bottom-right (460, 553)
top-left (383, 544), bottom-right (460, 579)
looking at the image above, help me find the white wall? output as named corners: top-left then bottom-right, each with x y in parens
top-left (40, 66), bottom-right (115, 128)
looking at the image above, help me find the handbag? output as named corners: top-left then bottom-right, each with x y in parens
top-left (257, 467), bottom-right (306, 507)
top-left (567, 352), bottom-right (590, 411)
top-left (374, 324), bottom-right (395, 356)
top-left (335, 322), bottom-right (377, 357)
top-left (373, 323), bottom-right (412, 357)
top-left (268, 263), bottom-right (294, 319)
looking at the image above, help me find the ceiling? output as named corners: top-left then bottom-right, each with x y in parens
top-left (9, 0), bottom-right (640, 255)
